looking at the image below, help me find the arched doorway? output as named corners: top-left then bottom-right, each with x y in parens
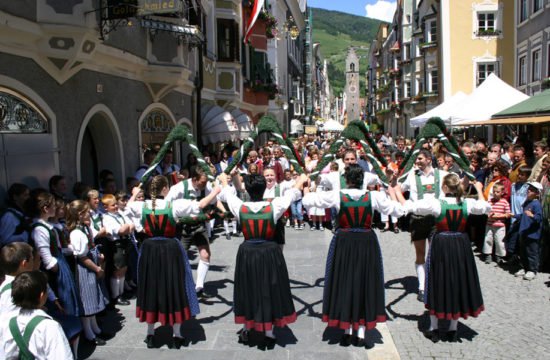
top-left (77, 106), bottom-right (124, 189)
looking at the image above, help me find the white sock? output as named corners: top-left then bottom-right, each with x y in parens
top-left (231, 221), bottom-right (237, 233)
top-left (81, 317), bottom-right (95, 340)
top-left (71, 336), bottom-right (79, 358)
top-left (118, 276), bottom-right (125, 297)
top-left (345, 326), bottom-right (353, 335)
top-left (224, 220), bottom-right (230, 234)
top-left (147, 324), bottom-right (155, 336)
top-left (195, 259), bottom-right (209, 291)
top-left (110, 278), bottom-right (119, 299)
top-left (449, 320), bottom-right (458, 331)
top-left (173, 323), bottom-right (182, 337)
top-left (416, 263), bottom-right (425, 292)
top-left (243, 324), bottom-right (248, 331)
top-left (429, 315), bottom-right (438, 331)
top-left (265, 329), bottom-right (275, 339)
top-left (357, 325), bottom-right (366, 339)
top-left (90, 316), bottom-right (101, 334)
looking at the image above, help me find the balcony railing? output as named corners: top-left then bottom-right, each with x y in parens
top-left (474, 29), bottom-right (501, 37)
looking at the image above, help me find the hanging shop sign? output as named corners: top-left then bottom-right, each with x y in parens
top-left (107, 0), bottom-right (137, 19)
top-left (137, 0), bottom-right (182, 16)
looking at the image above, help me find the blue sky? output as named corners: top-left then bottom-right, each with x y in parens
top-left (308, 0), bottom-right (396, 22)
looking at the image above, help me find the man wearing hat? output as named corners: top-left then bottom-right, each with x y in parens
top-left (509, 182), bottom-right (543, 280)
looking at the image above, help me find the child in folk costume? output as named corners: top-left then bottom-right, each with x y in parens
top-left (101, 194), bottom-right (133, 306)
top-left (66, 200), bottom-right (110, 346)
top-left (262, 168), bottom-right (294, 250)
top-left (303, 164), bottom-right (405, 347)
top-left (50, 198), bottom-right (76, 274)
top-left (0, 271), bottom-right (73, 360)
top-left (115, 191), bottom-right (140, 290)
top-left (396, 175), bottom-right (490, 343)
top-left (29, 191), bottom-right (83, 347)
top-left (0, 242), bottom-right (35, 315)
top-left (218, 172), bottom-right (308, 347)
top-left (127, 175), bottom-right (220, 349)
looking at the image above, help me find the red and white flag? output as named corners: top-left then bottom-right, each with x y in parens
top-left (244, 0), bottom-right (265, 43)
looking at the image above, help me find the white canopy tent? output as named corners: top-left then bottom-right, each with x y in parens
top-left (322, 119), bottom-right (344, 132)
top-left (201, 104), bottom-right (239, 144)
top-left (229, 107), bottom-right (254, 138)
top-left (451, 74), bottom-right (529, 125)
top-left (410, 91), bottom-right (468, 127)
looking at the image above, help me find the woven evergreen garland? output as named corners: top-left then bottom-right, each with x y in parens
top-left (139, 124), bottom-right (214, 185)
top-left (224, 114), bottom-right (305, 175)
top-left (309, 121), bottom-right (389, 186)
top-left (398, 117), bottom-right (474, 182)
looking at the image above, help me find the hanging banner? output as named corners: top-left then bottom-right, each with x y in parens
top-left (137, 0), bottom-right (182, 16)
top-left (244, 0), bottom-right (265, 43)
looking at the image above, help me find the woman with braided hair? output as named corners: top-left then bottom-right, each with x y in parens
top-left (126, 175), bottom-right (220, 349)
top-left (303, 164), bottom-right (405, 348)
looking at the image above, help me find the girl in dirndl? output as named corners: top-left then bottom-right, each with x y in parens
top-left (67, 200), bottom-right (110, 346)
top-left (397, 174), bottom-right (490, 343)
top-left (28, 191), bottom-right (83, 352)
top-left (126, 175), bottom-right (221, 349)
top-left (302, 164), bottom-right (405, 347)
top-left (218, 172), bottom-right (308, 347)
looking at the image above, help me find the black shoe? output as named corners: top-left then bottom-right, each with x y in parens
top-left (96, 332), bottom-right (114, 340)
top-left (238, 330), bottom-right (249, 344)
top-left (393, 228), bottom-right (400, 234)
top-left (90, 337), bottom-right (106, 346)
top-left (225, 233), bottom-right (231, 240)
top-left (423, 330), bottom-right (440, 343)
top-left (170, 336), bottom-right (186, 349)
top-left (196, 289), bottom-right (215, 299)
top-left (446, 330), bottom-right (458, 342)
top-left (484, 255), bottom-right (492, 264)
top-left (264, 335), bottom-right (277, 347)
top-left (116, 298), bottom-right (131, 306)
top-left (339, 334), bottom-right (353, 346)
top-left (144, 335), bottom-right (155, 349)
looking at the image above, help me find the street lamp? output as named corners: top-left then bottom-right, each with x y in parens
top-left (284, 16), bottom-right (300, 40)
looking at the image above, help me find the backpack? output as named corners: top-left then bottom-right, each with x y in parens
top-left (9, 315), bottom-right (47, 360)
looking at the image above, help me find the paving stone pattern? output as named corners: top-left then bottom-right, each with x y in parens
top-left (81, 226), bottom-right (550, 359)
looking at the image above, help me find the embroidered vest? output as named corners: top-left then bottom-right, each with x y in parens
top-left (142, 203), bottom-right (178, 237)
top-left (239, 204), bottom-right (276, 240)
top-left (415, 168), bottom-right (440, 200)
top-left (337, 192), bottom-right (373, 229)
top-left (435, 200), bottom-right (468, 232)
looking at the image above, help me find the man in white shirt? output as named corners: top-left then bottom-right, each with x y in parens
top-left (399, 149), bottom-right (448, 302)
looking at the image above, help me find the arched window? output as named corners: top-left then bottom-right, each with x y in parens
top-left (140, 109), bottom-right (175, 148)
top-left (350, 63), bottom-right (355, 72)
top-left (0, 89), bottom-right (48, 133)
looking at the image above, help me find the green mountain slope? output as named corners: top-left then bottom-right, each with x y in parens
top-left (311, 8), bottom-right (382, 98)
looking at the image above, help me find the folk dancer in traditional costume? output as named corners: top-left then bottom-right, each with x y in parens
top-left (127, 175), bottom-right (220, 349)
top-left (399, 149), bottom-right (448, 301)
top-left (302, 164), bottom-right (405, 347)
top-left (218, 172), bottom-right (308, 347)
top-left (165, 167), bottom-right (219, 299)
top-left (396, 175), bottom-right (489, 342)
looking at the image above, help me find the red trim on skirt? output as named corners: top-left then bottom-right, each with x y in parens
top-left (426, 304), bottom-right (485, 320)
top-left (136, 306), bottom-right (192, 326)
top-left (235, 312), bottom-right (297, 332)
top-left (322, 314), bottom-right (387, 331)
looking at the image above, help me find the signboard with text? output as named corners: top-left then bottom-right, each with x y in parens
top-left (137, 0), bottom-right (183, 16)
top-left (107, 0), bottom-right (137, 19)
top-left (304, 125), bottom-right (317, 135)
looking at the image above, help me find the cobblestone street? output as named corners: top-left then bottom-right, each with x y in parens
top-left (82, 226), bottom-right (550, 359)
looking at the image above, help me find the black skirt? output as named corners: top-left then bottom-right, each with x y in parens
top-left (233, 240), bottom-right (296, 331)
top-left (136, 237), bottom-right (199, 325)
top-left (323, 229), bottom-right (386, 330)
top-left (425, 231), bottom-right (484, 319)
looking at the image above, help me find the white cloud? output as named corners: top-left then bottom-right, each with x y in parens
top-left (365, 1), bottom-right (397, 22)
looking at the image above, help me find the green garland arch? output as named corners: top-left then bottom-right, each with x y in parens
top-left (139, 124), bottom-right (214, 185)
top-left (224, 114), bottom-right (305, 175)
top-left (309, 120), bottom-right (389, 186)
top-left (398, 117), bottom-right (474, 182)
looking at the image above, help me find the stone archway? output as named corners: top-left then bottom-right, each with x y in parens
top-left (77, 105), bottom-right (125, 189)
